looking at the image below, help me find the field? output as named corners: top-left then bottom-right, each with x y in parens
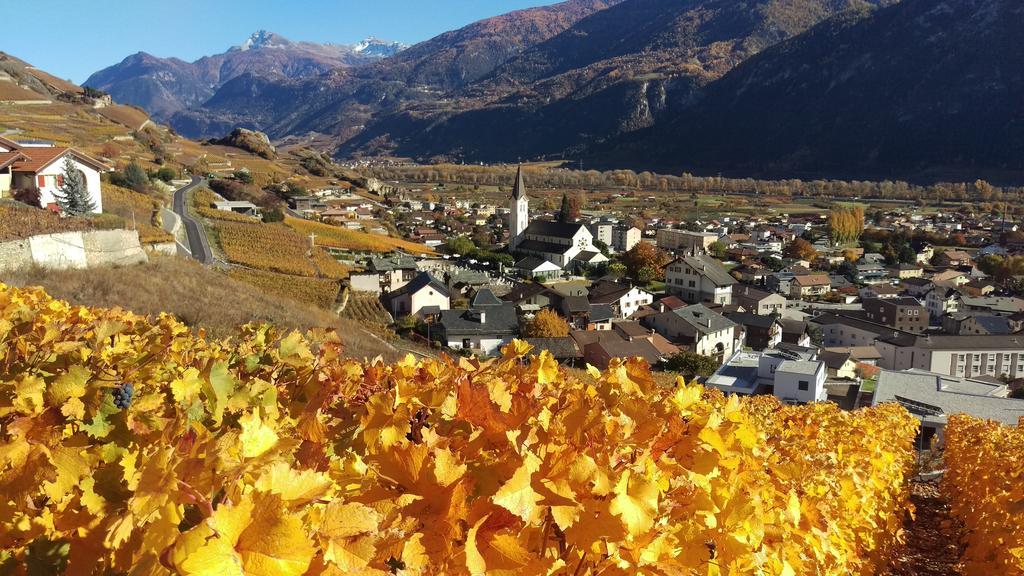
top-left (0, 202), bottom-right (95, 241)
top-left (0, 288), bottom-right (922, 575)
top-left (341, 291), bottom-right (394, 339)
top-left (95, 104), bottom-right (151, 130)
top-left (215, 221), bottom-right (319, 276)
top-left (101, 184), bottom-right (173, 244)
top-left (227, 267), bottom-right (342, 309)
top-left (285, 216), bottom-right (435, 255)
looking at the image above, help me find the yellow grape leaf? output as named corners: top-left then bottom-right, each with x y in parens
top-left (487, 377), bottom-right (514, 413)
top-left (493, 453), bottom-right (543, 523)
top-left (535, 351), bottom-right (559, 385)
top-left (171, 367), bottom-right (204, 404)
top-left (47, 364), bottom-right (90, 415)
top-left (609, 470), bottom-right (659, 537)
top-left (401, 533), bottom-right (429, 573)
top-left (178, 493), bottom-right (314, 576)
top-left (320, 501), bottom-right (380, 570)
top-left (14, 374), bottom-right (45, 415)
top-left (504, 339), bottom-right (533, 359)
top-left (238, 411), bottom-right (279, 458)
top-left (433, 446), bottom-right (467, 488)
top-left (254, 461), bottom-right (333, 505)
top-left (465, 515), bottom-right (489, 576)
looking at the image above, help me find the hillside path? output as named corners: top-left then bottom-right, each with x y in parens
top-left (887, 480), bottom-right (963, 576)
top-left (172, 176), bottom-right (213, 264)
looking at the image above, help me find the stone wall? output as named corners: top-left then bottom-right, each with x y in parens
top-left (0, 229), bottom-right (148, 273)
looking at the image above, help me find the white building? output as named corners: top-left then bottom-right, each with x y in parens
top-left (0, 136), bottom-right (106, 213)
top-left (875, 333), bottom-right (1024, 380)
top-left (508, 166), bottom-right (529, 251)
top-left (612, 225), bottom-right (642, 253)
top-left (707, 347), bottom-right (827, 404)
top-left (383, 272), bottom-right (450, 318)
top-left (656, 229), bottom-right (719, 253)
top-left (642, 304), bottom-right (738, 361)
top-left (665, 254), bottom-right (737, 305)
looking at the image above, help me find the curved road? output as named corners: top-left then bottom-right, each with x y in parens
top-left (172, 176), bottom-right (213, 264)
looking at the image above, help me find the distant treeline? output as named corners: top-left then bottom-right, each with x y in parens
top-left (369, 164), bottom-right (1024, 206)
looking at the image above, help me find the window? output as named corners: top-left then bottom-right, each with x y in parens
top-left (798, 380), bottom-right (809, 391)
top-left (462, 338), bottom-right (471, 349)
top-left (688, 280), bottom-right (696, 288)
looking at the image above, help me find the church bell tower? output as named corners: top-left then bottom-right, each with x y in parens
top-left (509, 165), bottom-right (529, 250)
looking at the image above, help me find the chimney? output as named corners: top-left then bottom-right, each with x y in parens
top-left (478, 311), bottom-right (486, 324)
top-left (706, 318), bottom-right (711, 328)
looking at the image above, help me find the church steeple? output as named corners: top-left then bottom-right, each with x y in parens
top-left (510, 164), bottom-right (527, 201)
top-left (508, 165), bottom-right (529, 251)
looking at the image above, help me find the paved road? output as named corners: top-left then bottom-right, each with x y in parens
top-left (172, 176), bottom-right (214, 264)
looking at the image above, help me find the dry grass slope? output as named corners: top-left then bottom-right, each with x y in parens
top-left (285, 216), bottom-right (435, 255)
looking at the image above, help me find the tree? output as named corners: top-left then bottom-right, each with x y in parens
top-left (662, 351), bottom-right (718, 379)
top-left (445, 235), bottom-right (475, 256)
top-left (607, 262), bottom-right (627, 279)
top-left (233, 169), bottom-right (254, 184)
top-left (522, 309), bottom-right (570, 338)
top-left (558, 193), bottom-right (580, 223)
top-left (829, 206), bottom-right (865, 245)
top-left (708, 240), bottom-right (729, 260)
top-left (124, 161), bottom-right (149, 192)
top-left (262, 208), bottom-right (284, 223)
top-left (621, 242), bottom-right (669, 283)
top-left (594, 239), bottom-right (610, 257)
top-left (54, 157), bottom-right (96, 215)
top-left (783, 238), bottom-right (817, 261)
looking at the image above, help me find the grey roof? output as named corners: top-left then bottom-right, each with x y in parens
top-left (812, 313), bottom-right (912, 338)
top-left (503, 282), bottom-right (556, 304)
top-left (516, 239), bottom-right (573, 255)
top-left (880, 333), bottom-right (1024, 350)
top-left (389, 272), bottom-right (449, 298)
top-left (776, 360), bottom-right (823, 376)
top-left (733, 284), bottom-right (780, 301)
top-left (450, 270), bottom-right (491, 286)
top-left (588, 280), bottom-right (633, 304)
top-left (562, 295), bottom-right (591, 313)
top-left (902, 277), bottom-right (934, 287)
top-left (673, 304), bottom-right (737, 335)
top-left (674, 255), bottom-right (737, 287)
top-left (873, 369), bottom-right (1024, 425)
top-left (778, 318), bottom-right (809, 336)
top-left (590, 304), bottom-right (615, 323)
top-left (523, 219), bottom-right (586, 239)
top-left (959, 296), bottom-right (1024, 314)
top-left (368, 255), bottom-right (417, 272)
top-left (438, 302), bottom-right (519, 336)
top-left (524, 337), bottom-right (581, 359)
top-left (725, 312), bottom-right (780, 330)
top-left (961, 315), bottom-right (1015, 335)
top-left (573, 250), bottom-right (603, 263)
top-left (515, 256), bottom-right (557, 271)
top-left (819, 349), bottom-right (852, 370)
top-left (471, 288), bottom-right (503, 307)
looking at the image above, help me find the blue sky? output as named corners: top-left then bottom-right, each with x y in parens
top-left (6, 0), bottom-right (554, 84)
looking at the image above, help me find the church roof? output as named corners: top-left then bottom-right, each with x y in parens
top-left (509, 165), bottom-right (527, 201)
top-left (524, 219), bottom-right (585, 239)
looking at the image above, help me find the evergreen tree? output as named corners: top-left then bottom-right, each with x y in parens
top-left (558, 193), bottom-right (571, 223)
top-left (124, 161), bottom-right (149, 192)
top-left (55, 157), bottom-right (95, 215)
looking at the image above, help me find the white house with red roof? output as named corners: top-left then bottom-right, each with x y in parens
top-left (0, 135), bottom-right (106, 213)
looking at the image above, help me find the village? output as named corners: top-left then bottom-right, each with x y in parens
top-left (278, 166), bottom-right (1024, 443)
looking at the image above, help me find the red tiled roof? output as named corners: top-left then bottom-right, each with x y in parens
top-left (10, 147), bottom-right (107, 173)
top-left (0, 151), bottom-right (28, 169)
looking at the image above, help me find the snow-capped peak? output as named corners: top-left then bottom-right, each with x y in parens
top-left (232, 30), bottom-right (291, 52)
top-left (352, 37), bottom-right (408, 58)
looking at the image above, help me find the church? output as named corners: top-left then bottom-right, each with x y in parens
top-left (508, 166), bottom-right (607, 274)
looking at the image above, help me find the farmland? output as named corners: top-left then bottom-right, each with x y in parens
top-left (285, 216), bottom-right (435, 255)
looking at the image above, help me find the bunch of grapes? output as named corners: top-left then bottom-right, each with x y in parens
top-left (112, 383), bottom-right (134, 409)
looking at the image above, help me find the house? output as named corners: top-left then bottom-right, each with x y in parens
top-left (575, 331), bottom-right (667, 370)
top-left (931, 269), bottom-right (970, 288)
top-left (819, 349), bottom-right (858, 379)
top-left (507, 167), bottom-right (607, 270)
top-left (656, 229), bottom-right (719, 254)
top-left (942, 313), bottom-right (1018, 336)
top-left (383, 272), bottom-right (450, 318)
top-left (733, 285), bottom-right (787, 316)
top-left (587, 280), bottom-right (653, 319)
top-left (0, 136), bottom-right (106, 213)
top-left (213, 201), bottom-right (261, 218)
top-left (706, 347), bottom-right (827, 404)
top-left (642, 304), bottom-right (738, 362)
top-left (523, 337), bottom-right (582, 365)
top-left (888, 263), bottom-right (924, 279)
top-left (874, 333), bottom-right (1024, 379)
top-left (901, 277), bottom-right (935, 298)
top-left (957, 296), bottom-right (1024, 317)
top-left (855, 263), bottom-right (888, 284)
top-left (612, 225), bottom-right (641, 252)
top-left (514, 256), bottom-right (562, 281)
top-left (958, 279), bottom-right (996, 297)
top-left (355, 255), bottom-right (418, 294)
top-left (872, 369), bottom-right (1024, 445)
top-left (933, 250), bottom-right (973, 268)
top-left (436, 289), bottom-right (518, 356)
top-left (779, 319), bottom-right (812, 347)
top-left (811, 313), bottom-right (913, 349)
top-left (789, 274), bottom-right (831, 300)
top-left (862, 297), bottom-right (928, 333)
top-left (925, 288), bottom-right (960, 320)
top-left (665, 254), bottom-right (737, 305)
top-left (502, 282), bottom-right (560, 312)
top-left (725, 312), bottom-right (782, 351)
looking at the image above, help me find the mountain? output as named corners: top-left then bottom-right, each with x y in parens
top-left (159, 0), bottom-right (623, 139)
top-left (340, 0), bottom-right (885, 161)
top-left (604, 0), bottom-right (1024, 179)
top-left (84, 31), bottom-right (407, 123)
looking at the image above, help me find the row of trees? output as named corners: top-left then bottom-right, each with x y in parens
top-left (370, 164), bottom-right (1024, 204)
top-left (829, 206), bottom-right (865, 245)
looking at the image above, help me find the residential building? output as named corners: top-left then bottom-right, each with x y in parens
top-left (502, 282), bottom-right (560, 312)
top-left (383, 272), bottom-right (450, 318)
top-left (436, 290), bottom-right (518, 356)
top-left (656, 229), bottom-right (719, 254)
top-left (665, 254), bottom-right (737, 305)
top-left (587, 221), bottom-right (613, 248)
top-left (733, 285), bottom-right (786, 316)
top-left (933, 250), bottom-right (973, 268)
top-left (612, 225), bottom-right (642, 252)
top-left (779, 319), bottom-right (812, 347)
top-left (789, 274), bottom-right (831, 300)
top-left (575, 331), bottom-right (667, 370)
top-left (958, 296), bottom-right (1024, 317)
top-left (212, 201), bottom-right (261, 218)
top-left (819, 349), bottom-right (858, 379)
top-left (862, 297), bottom-right (928, 333)
top-left (888, 263), bottom-right (924, 279)
top-left (523, 337), bottom-right (582, 365)
top-left (925, 288), bottom-right (960, 320)
top-left (875, 333), bottom-right (1024, 379)
top-left (706, 347), bottom-right (827, 404)
top-left (0, 136), bottom-right (106, 212)
top-left (811, 313), bottom-right (912, 348)
top-left (642, 304), bottom-right (738, 361)
top-left (855, 263), bottom-right (888, 284)
top-left (872, 369), bottom-right (1024, 444)
top-left (725, 312), bottom-right (782, 351)
top-left (587, 280), bottom-right (653, 319)
top-left (942, 314), bottom-right (1018, 336)
top-left (901, 277), bottom-right (935, 298)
